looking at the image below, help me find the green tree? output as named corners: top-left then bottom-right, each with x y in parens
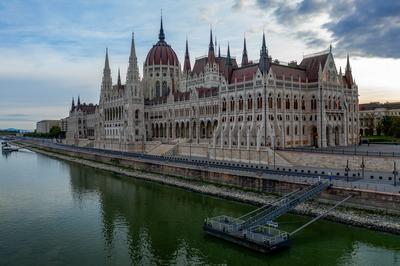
top-left (49, 126), bottom-right (61, 138)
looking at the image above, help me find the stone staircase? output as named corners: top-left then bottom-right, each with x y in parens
top-left (147, 143), bottom-right (177, 156)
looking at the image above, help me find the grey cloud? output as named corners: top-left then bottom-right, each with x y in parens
top-left (251, 0), bottom-right (400, 58)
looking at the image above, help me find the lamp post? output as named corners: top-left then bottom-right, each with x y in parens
top-left (345, 159), bottom-right (350, 182)
top-left (393, 161), bottom-right (398, 187)
top-left (360, 156), bottom-right (365, 179)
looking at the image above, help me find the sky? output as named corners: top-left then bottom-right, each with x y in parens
top-left (0, 0), bottom-right (399, 130)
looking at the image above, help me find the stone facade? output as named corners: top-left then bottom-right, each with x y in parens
top-left (359, 102), bottom-right (400, 136)
top-left (36, 120), bottom-right (60, 134)
top-left (66, 97), bottom-right (97, 145)
top-left (95, 18), bottom-right (359, 152)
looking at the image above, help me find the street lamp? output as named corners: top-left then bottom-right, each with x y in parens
top-left (360, 156), bottom-right (365, 179)
top-left (345, 159), bottom-right (350, 182)
top-left (393, 161), bottom-right (398, 187)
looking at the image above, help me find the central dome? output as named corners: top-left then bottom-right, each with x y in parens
top-left (144, 18), bottom-right (179, 67)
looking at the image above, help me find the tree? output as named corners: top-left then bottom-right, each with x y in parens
top-left (49, 126), bottom-right (61, 138)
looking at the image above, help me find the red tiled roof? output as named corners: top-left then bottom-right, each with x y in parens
top-left (299, 53), bottom-right (329, 82)
top-left (191, 56), bottom-right (238, 76)
top-left (145, 41), bottom-right (179, 66)
top-left (270, 63), bottom-right (307, 82)
top-left (230, 64), bottom-right (259, 83)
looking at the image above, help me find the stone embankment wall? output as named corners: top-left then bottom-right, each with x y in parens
top-left (19, 141), bottom-right (400, 235)
top-left (277, 150), bottom-right (400, 172)
top-left (21, 141), bottom-right (400, 214)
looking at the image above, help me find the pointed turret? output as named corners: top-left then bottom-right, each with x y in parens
top-left (242, 36), bottom-right (249, 66)
top-left (207, 28), bottom-right (216, 63)
top-left (183, 38), bottom-right (191, 73)
top-left (158, 13), bottom-right (165, 42)
top-left (71, 97), bottom-right (75, 111)
top-left (218, 44), bottom-right (221, 58)
top-left (224, 43), bottom-right (233, 82)
top-left (345, 54), bottom-right (353, 88)
top-left (126, 33), bottom-right (139, 83)
top-left (258, 32), bottom-right (270, 74)
top-left (100, 48), bottom-right (113, 103)
top-left (117, 68), bottom-right (122, 88)
top-left (77, 95), bottom-right (81, 106)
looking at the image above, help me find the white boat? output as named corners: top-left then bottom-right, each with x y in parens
top-left (1, 143), bottom-right (18, 152)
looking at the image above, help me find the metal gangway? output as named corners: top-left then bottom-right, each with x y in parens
top-left (237, 181), bottom-right (330, 230)
top-left (203, 181), bottom-right (331, 252)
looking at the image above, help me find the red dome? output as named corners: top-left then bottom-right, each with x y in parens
top-left (145, 41), bottom-right (179, 66)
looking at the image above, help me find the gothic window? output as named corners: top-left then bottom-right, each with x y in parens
top-left (294, 97), bottom-right (298, 110)
top-left (222, 98), bottom-right (227, 112)
top-left (286, 126), bottom-right (290, 135)
top-left (257, 93), bottom-right (262, 109)
top-left (268, 93), bottom-right (273, 109)
top-left (162, 81), bottom-right (168, 96)
top-left (239, 96), bottom-right (244, 111)
top-left (295, 126), bottom-right (298, 135)
top-left (230, 97), bottom-right (235, 112)
top-left (135, 110), bottom-right (139, 119)
top-left (155, 81), bottom-right (160, 97)
top-left (285, 95), bottom-right (290, 110)
top-left (277, 94), bottom-right (282, 109)
top-left (301, 96), bottom-right (305, 110)
top-left (247, 94), bottom-right (253, 110)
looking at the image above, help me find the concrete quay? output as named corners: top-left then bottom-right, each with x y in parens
top-left (16, 139), bottom-right (400, 235)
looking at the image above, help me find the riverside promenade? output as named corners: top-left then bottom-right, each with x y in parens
top-left (14, 137), bottom-right (400, 234)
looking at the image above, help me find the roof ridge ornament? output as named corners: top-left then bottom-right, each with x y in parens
top-left (159, 10), bottom-right (165, 42)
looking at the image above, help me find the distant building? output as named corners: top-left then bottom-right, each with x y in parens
top-left (65, 96), bottom-right (98, 144)
top-left (59, 117), bottom-right (68, 138)
top-left (359, 102), bottom-right (400, 136)
top-left (36, 120), bottom-right (60, 134)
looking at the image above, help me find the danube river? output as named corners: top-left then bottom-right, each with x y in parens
top-left (1, 149), bottom-right (399, 265)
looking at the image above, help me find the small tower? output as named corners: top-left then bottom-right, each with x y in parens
top-left (345, 54), bottom-right (353, 88)
top-left (241, 36), bottom-right (249, 66)
top-left (71, 97), bottom-right (75, 111)
top-left (183, 38), bottom-right (191, 74)
top-left (77, 95), bottom-right (81, 106)
top-left (225, 43), bottom-right (233, 82)
top-left (207, 28), bottom-right (216, 64)
top-left (100, 48), bottom-right (113, 104)
top-left (117, 68), bottom-right (122, 89)
top-left (258, 32), bottom-right (270, 74)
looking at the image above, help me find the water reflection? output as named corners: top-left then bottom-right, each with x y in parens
top-left (67, 163), bottom-right (400, 265)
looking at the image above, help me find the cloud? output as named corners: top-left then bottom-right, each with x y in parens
top-left (249, 0), bottom-right (400, 58)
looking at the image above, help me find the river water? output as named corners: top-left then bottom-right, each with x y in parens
top-left (1, 149), bottom-right (399, 265)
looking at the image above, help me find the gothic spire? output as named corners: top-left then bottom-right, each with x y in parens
top-left (159, 12), bottom-right (165, 42)
top-left (242, 36), bottom-right (249, 66)
top-left (104, 48), bottom-right (110, 73)
top-left (77, 95), bottom-right (81, 106)
top-left (183, 37), bottom-right (191, 73)
top-left (259, 32), bottom-right (270, 74)
top-left (226, 42), bottom-right (232, 66)
top-left (126, 32), bottom-right (139, 84)
top-left (346, 54), bottom-right (351, 73)
top-left (218, 44), bottom-right (221, 58)
top-left (117, 68), bottom-right (122, 88)
top-left (207, 28), bottom-right (215, 63)
top-left (345, 54), bottom-right (353, 88)
top-left (71, 97), bottom-right (75, 110)
top-left (100, 48), bottom-right (113, 98)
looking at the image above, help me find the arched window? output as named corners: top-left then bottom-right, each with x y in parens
top-left (230, 97), bottom-right (235, 112)
top-left (301, 96), bottom-right (305, 110)
top-left (294, 97), bottom-right (298, 110)
top-left (162, 81), bottom-right (168, 96)
top-left (285, 95), bottom-right (290, 110)
top-left (257, 93), bottom-right (262, 109)
top-left (135, 109), bottom-right (139, 119)
top-left (239, 96), bottom-right (244, 111)
top-left (268, 93), bottom-right (273, 109)
top-left (247, 95), bottom-right (253, 110)
top-left (277, 94), bottom-right (282, 109)
top-left (222, 98), bottom-right (227, 112)
top-left (286, 126), bottom-right (290, 135)
top-left (155, 81), bottom-right (160, 97)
